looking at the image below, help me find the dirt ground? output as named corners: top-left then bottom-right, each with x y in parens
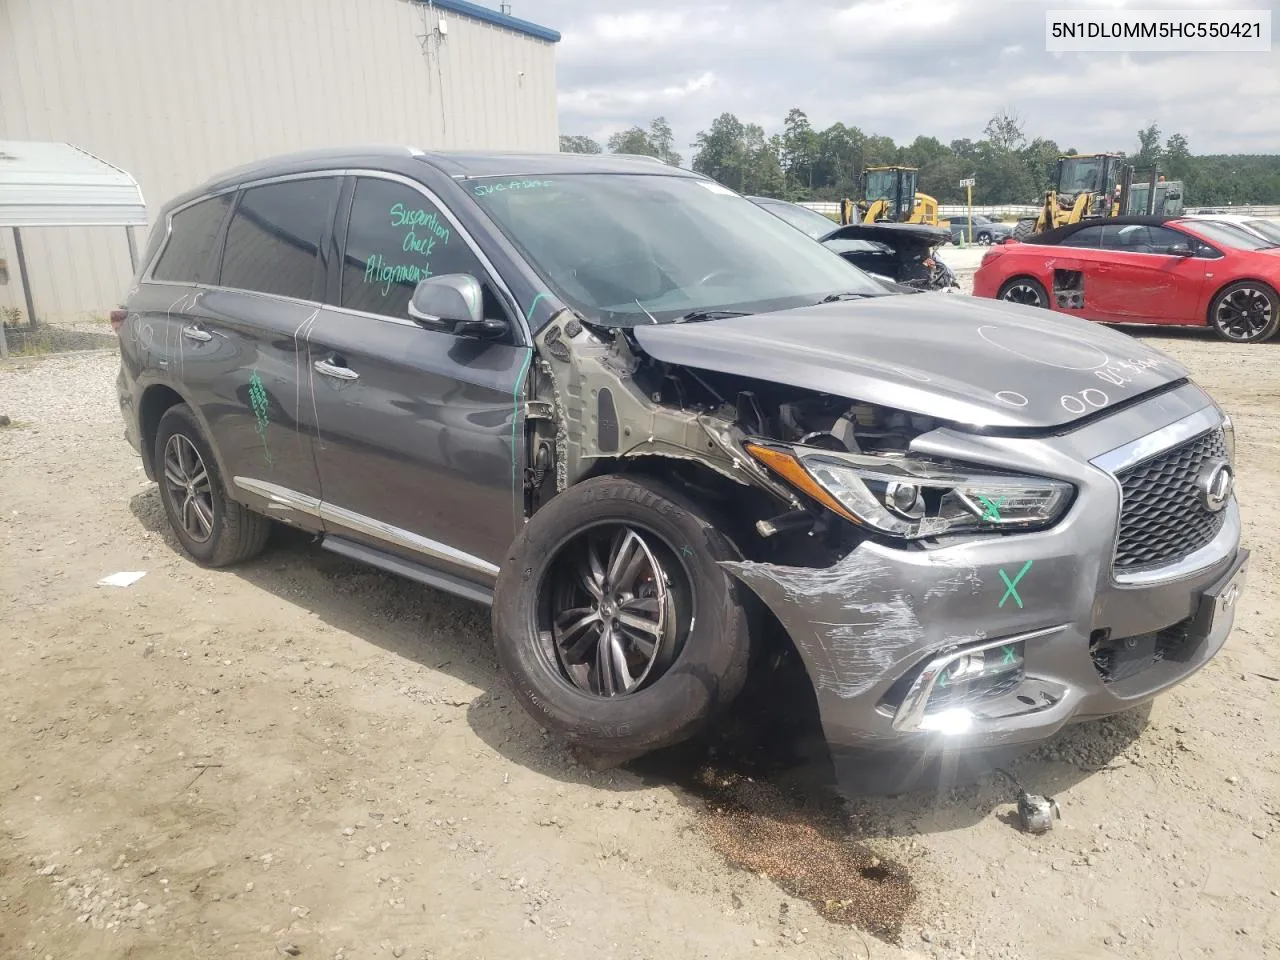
top-left (2, 304), bottom-right (1279, 960)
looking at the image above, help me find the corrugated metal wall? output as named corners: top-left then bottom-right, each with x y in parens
top-left (0, 0), bottom-right (559, 321)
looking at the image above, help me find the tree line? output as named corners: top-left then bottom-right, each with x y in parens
top-left (560, 111), bottom-right (1280, 206)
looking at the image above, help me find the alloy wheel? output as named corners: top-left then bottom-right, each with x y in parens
top-left (163, 434), bottom-right (215, 543)
top-left (541, 525), bottom-right (684, 697)
top-left (1214, 286), bottom-right (1274, 341)
top-left (1001, 283), bottom-right (1045, 308)
top-left (978, 233), bottom-right (992, 245)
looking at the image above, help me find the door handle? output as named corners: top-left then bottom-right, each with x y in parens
top-left (182, 324), bottom-right (212, 342)
top-left (313, 358), bottom-right (359, 381)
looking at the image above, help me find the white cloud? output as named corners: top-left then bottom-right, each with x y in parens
top-left (521, 0), bottom-right (1280, 157)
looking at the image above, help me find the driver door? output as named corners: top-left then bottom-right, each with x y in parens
top-left (306, 174), bottom-right (530, 583)
top-left (1087, 224), bottom-right (1210, 324)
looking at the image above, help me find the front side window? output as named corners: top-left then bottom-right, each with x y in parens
top-left (1099, 224), bottom-right (1188, 253)
top-left (471, 174), bottom-right (881, 326)
top-left (219, 178), bottom-right (341, 299)
top-left (152, 195), bottom-right (232, 284)
top-left (340, 177), bottom-right (488, 319)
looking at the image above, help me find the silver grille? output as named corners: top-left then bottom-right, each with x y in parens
top-left (1113, 428), bottom-right (1228, 571)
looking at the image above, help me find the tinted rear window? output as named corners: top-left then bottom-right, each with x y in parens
top-left (151, 195), bottom-right (232, 284)
top-left (219, 178), bottom-right (341, 299)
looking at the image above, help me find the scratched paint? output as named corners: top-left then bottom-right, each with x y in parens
top-left (722, 551), bottom-right (983, 698)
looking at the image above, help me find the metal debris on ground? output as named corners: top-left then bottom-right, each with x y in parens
top-left (1016, 791), bottom-right (1061, 835)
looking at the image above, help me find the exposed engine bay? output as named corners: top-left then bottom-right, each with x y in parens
top-left (527, 311), bottom-right (950, 563)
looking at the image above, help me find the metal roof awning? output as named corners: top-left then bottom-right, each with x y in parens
top-left (0, 140), bottom-right (147, 228)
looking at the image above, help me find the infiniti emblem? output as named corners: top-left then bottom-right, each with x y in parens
top-left (1197, 460), bottom-right (1233, 513)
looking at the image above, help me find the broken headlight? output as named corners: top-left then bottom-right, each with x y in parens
top-left (745, 441), bottom-right (1073, 540)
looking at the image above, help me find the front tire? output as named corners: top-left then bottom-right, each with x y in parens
top-left (977, 232), bottom-right (993, 245)
top-left (1012, 217), bottom-right (1037, 241)
top-left (155, 404), bottom-right (271, 567)
top-left (1209, 280), bottom-right (1279, 343)
top-left (998, 276), bottom-right (1050, 309)
top-left (491, 475), bottom-right (756, 757)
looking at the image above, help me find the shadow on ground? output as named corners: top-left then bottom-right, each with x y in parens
top-left (130, 486), bottom-right (1151, 943)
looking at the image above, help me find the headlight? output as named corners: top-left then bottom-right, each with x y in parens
top-left (745, 440), bottom-right (1074, 540)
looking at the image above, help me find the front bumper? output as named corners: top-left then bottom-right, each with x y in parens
top-left (722, 383), bottom-right (1246, 752)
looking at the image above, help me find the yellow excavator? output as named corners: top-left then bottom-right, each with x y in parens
top-left (839, 166), bottom-right (942, 226)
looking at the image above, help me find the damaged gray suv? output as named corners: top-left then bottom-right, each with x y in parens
top-left (116, 148), bottom-right (1247, 761)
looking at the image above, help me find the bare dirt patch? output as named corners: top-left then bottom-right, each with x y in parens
top-left (2, 327), bottom-right (1278, 960)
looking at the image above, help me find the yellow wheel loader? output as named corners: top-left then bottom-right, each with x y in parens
top-left (1013, 153), bottom-right (1128, 240)
top-left (840, 166), bottom-right (942, 227)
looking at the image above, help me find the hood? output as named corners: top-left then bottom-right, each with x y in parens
top-left (632, 294), bottom-right (1190, 429)
top-left (820, 221), bottom-right (953, 248)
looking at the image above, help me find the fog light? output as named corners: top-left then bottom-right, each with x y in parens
top-left (920, 707), bottom-right (973, 735)
top-left (935, 642), bottom-right (1024, 693)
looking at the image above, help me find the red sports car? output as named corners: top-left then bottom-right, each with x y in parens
top-left (973, 215), bottom-right (1280, 344)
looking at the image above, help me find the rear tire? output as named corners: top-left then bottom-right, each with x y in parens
top-left (998, 276), bottom-right (1050, 309)
top-left (155, 404), bottom-right (271, 567)
top-left (977, 232), bottom-right (993, 245)
top-left (491, 474), bottom-right (756, 757)
top-left (1208, 280), bottom-right (1279, 343)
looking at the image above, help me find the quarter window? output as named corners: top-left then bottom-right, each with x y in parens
top-left (219, 178), bottom-right (340, 299)
top-left (151, 195), bottom-right (232, 284)
top-left (1058, 226), bottom-right (1104, 248)
top-left (340, 177), bottom-right (488, 319)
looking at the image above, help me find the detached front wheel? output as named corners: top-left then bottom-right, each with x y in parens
top-left (492, 475), bottom-right (756, 757)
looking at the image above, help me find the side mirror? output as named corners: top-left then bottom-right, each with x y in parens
top-left (408, 275), bottom-right (507, 339)
top-left (1166, 243), bottom-right (1194, 257)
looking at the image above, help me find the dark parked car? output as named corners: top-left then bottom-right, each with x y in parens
top-left (749, 196), bottom-right (959, 290)
top-left (116, 148), bottom-right (1247, 764)
top-left (946, 212), bottom-right (1013, 245)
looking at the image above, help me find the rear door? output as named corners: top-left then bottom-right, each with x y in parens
top-left (183, 175), bottom-right (342, 512)
top-left (1086, 224), bottom-right (1209, 324)
top-left (306, 173), bottom-right (530, 584)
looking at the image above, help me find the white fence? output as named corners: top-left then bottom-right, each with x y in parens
top-left (800, 202), bottom-right (1280, 220)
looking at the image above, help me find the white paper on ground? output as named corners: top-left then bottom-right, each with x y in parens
top-left (97, 571), bottom-right (147, 588)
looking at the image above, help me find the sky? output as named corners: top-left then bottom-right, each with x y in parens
top-left (511, 0), bottom-right (1280, 161)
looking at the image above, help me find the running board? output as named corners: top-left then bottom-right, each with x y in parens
top-left (320, 535), bottom-right (495, 607)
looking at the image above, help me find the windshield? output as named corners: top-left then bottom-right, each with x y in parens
top-left (1245, 219), bottom-right (1280, 244)
top-left (1059, 157), bottom-right (1102, 194)
top-left (1186, 219), bottom-right (1279, 251)
top-left (471, 174), bottom-right (883, 326)
top-left (753, 199), bottom-right (840, 239)
top-left (865, 170), bottom-right (896, 202)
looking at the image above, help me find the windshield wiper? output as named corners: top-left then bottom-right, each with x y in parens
top-left (674, 309), bottom-right (752, 324)
top-left (819, 291), bottom-right (878, 303)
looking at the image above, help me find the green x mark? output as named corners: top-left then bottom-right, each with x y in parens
top-left (998, 560), bottom-right (1034, 609)
top-left (977, 494), bottom-right (1006, 522)
top-left (1000, 645), bottom-right (1018, 665)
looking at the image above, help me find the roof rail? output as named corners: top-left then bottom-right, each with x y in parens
top-left (613, 154), bottom-right (668, 165)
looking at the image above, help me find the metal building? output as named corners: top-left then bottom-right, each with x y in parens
top-left (0, 0), bottom-right (561, 323)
